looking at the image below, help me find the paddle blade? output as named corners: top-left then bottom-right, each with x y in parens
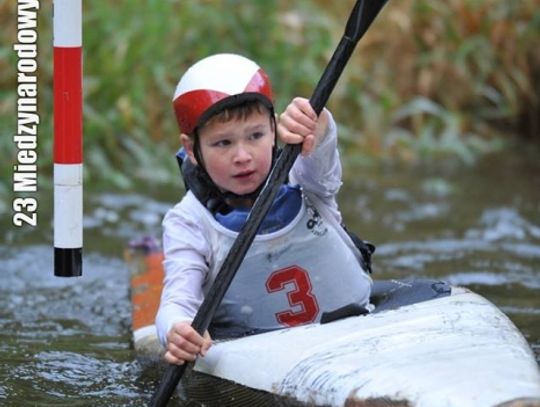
top-left (345, 0), bottom-right (389, 42)
top-left (310, 0), bottom-right (389, 115)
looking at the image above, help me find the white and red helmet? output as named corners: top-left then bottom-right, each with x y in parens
top-left (172, 53), bottom-right (274, 135)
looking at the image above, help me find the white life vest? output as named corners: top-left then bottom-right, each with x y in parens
top-left (198, 193), bottom-right (372, 337)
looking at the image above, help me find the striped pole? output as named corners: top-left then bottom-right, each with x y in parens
top-left (53, 0), bottom-right (83, 277)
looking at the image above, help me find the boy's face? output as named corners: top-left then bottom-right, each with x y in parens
top-left (184, 110), bottom-right (274, 196)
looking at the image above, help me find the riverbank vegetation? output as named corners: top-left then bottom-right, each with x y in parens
top-left (2, 0), bottom-right (539, 193)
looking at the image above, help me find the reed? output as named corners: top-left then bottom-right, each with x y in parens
top-left (2, 0), bottom-right (538, 193)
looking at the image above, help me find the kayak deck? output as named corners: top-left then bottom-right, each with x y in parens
top-left (127, 240), bottom-right (540, 407)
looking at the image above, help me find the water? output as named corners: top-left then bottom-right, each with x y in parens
top-left (1, 147), bottom-right (539, 406)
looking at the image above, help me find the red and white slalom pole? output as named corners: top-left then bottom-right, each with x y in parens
top-left (53, 0), bottom-right (83, 277)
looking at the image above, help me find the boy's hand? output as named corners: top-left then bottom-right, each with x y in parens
top-left (164, 321), bottom-right (212, 365)
top-left (278, 97), bottom-right (329, 156)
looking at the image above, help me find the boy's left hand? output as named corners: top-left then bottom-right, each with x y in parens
top-left (278, 97), bottom-right (329, 156)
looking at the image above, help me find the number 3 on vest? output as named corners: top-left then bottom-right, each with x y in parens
top-left (266, 266), bottom-right (320, 326)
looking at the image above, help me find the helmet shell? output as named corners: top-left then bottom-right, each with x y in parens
top-left (173, 53), bottom-right (273, 135)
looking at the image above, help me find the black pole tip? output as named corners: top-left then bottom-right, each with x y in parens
top-left (54, 247), bottom-right (82, 277)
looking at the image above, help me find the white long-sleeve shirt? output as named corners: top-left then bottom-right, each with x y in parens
top-left (156, 114), bottom-right (370, 345)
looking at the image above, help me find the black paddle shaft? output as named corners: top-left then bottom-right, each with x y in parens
top-left (149, 1), bottom-right (388, 405)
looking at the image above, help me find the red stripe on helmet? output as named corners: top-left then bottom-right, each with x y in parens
top-left (173, 89), bottom-right (229, 135)
top-left (245, 68), bottom-right (273, 102)
top-left (173, 68), bottom-right (273, 135)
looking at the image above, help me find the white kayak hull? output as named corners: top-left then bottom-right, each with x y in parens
top-left (128, 249), bottom-right (540, 406)
top-left (192, 286), bottom-right (540, 407)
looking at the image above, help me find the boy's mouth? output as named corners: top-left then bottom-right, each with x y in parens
top-left (233, 170), bottom-right (255, 179)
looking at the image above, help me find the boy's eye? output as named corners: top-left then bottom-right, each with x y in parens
top-left (212, 139), bottom-right (230, 147)
top-left (250, 131), bottom-right (264, 140)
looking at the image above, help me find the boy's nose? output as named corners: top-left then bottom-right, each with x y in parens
top-left (233, 144), bottom-right (252, 163)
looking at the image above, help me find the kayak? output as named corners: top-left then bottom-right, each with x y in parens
top-left (127, 238), bottom-right (540, 407)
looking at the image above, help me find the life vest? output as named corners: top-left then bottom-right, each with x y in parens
top-left (193, 193), bottom-right (372, 338)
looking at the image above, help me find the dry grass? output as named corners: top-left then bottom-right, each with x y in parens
top-left (2, 0), bottom-right (539, 192)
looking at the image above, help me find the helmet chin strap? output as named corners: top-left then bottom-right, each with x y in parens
top-left (192, 113), bottom-right (279, 215)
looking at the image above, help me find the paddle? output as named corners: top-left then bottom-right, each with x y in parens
top-left (149, 1), bottom-right (388, 405)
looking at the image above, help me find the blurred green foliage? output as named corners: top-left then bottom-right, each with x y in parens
top-left (2, 0), bottom-right (539, 192)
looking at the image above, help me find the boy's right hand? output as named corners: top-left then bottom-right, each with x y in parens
top-left (278, 97), bottom-right (329, 156)
top-left (164, 321), bottom-right (212, 365)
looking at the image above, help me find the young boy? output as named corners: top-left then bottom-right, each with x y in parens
top-left (156, 53), bottom-right (372, 365)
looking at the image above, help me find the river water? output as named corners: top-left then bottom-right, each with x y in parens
top-left (1, 146), bottom-right (539, 406)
